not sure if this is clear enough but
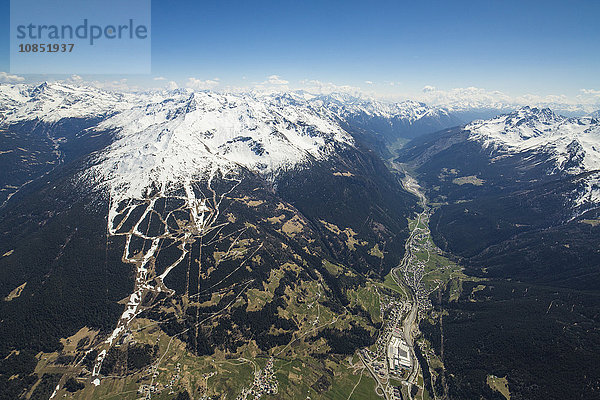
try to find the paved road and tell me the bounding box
[392,163,429,398]
[361,162,429,400]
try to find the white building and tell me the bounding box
[388,335,411,370]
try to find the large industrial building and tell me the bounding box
[388,334,411,370]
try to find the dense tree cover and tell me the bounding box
[30,373,62,400]
[0,183,132,356]
[316,324,375,355]
[425,280,600,400]
[0,350,37,400]
[278,144,417,278]
[82,349,98,371]
[464,219,600,290]
[413,343,434,396]
[0,119,112,207]
[0,127,57,205]
[420,320,441,355]
[64,377,85,392]
[175,391,191,400]
[0,123,132,397]
[100,343,158,375]
[231,294,298,351]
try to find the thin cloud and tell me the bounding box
[265,75,289,85]
[186,77,220,90]
[580,88,600,96]
[86,78,139,92]
[298,79,361,95]
[0,71,25,83]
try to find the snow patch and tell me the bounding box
[87,90,353,203]
[466,107,600,206]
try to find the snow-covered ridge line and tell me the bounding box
[309,92,452,123]
[0,81,459,200]
[466,106,600,173]
[0,82,136,124]
[0,82,453,126]
[86,90,354,202]
[465,106,600,207]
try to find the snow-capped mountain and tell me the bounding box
[465,107,600,206]
[0,82,138,124]
[467,107,600,174]
[2,84,595,196]
[88,90,353,202]
[312,93,451,122]
[0,83,355,188]
[465,106,600,206]
[0,83,465,195]
[309,93,462,141]
[399,106,600,217]
[0,82,459,131]
[419,88,599,121]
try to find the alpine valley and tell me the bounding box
[0,83,599,400]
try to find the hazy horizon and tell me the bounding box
[1,0,599,111]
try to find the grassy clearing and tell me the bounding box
[452,175,485,186]
[368,244,384,258]
[487,375,511,399]
[272,356,378,399]
[580,219,600,227]
[348,283,382,323]
[4,281,26,301]
[381,272,407,299]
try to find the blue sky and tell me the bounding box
[0,0,599,104]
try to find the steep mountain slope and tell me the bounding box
[3,83,598,399]
[0,83,417,399]
[401,107,600,223]
[398,107,600,399]
[0,82,139,206]
[588,109,600,118]
[0,82,135,124]
[311,93,462,156]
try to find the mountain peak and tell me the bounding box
[87,90,354,202]
[31,81,49,94]
[466,107,600,177]
[506,106,563,126]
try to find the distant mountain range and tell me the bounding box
[399,105,600,284]
[588,109,600,118]
[0,82,466,167]
[466,106,600,207]
[1,83,599,400]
